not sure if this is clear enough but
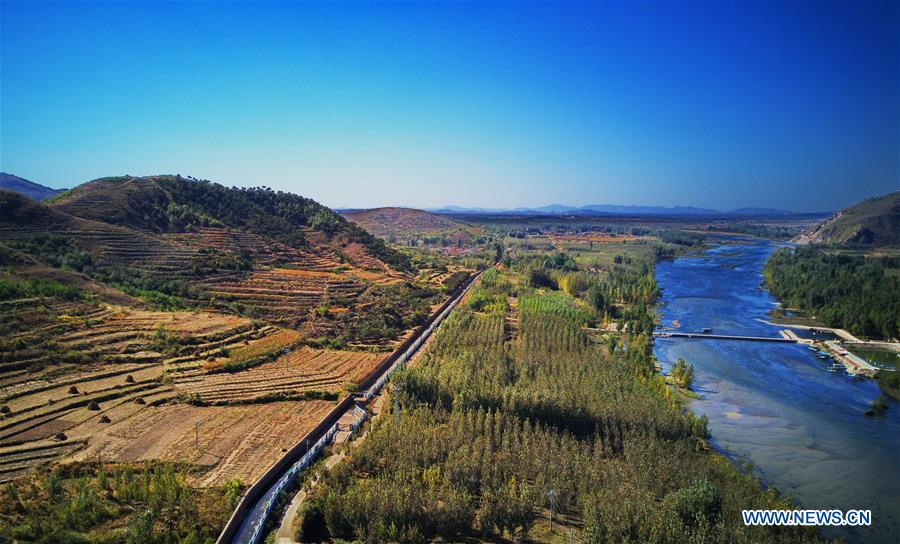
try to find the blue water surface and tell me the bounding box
[653,237,900,543]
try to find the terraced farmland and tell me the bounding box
[202,268,366,321]
[165,226,346,270]
[0,285,311,481]
[174,346,386,403]
[68,400,336,487]
[0,277,398,486]
[0,178,449,497]
[549,232,647,245]
[0,440,82,483]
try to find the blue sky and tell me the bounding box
[1,1,897,212]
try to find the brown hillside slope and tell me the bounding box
[342,206,466,238]
[1,179,437,345]
[794,191,900,247]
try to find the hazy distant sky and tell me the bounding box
[1,1,897,211]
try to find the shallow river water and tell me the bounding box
[652,237,900,543]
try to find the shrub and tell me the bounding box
[297,501,330,542]
[662,480,722,527]
[867,395,888,416]
[671,358,695,389]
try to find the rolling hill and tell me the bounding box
[0,172,63,201]
[50,175,407,267]
[342,206,466,238]
[0,175,463,492]
[794,191,900,247]
[1,175,439,347]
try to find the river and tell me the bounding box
[652,236,900,543]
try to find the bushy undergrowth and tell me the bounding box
[0,463,242,544]
[0,276,84,302]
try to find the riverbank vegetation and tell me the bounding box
[764,247,900,340]
[671,358,696,389]
[300,262,819,543]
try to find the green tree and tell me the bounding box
[671,358,695,389]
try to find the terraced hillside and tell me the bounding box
[174,346,385,404]
[50,175,406,271]
[0,268,404,486]
[2,177,439,343]
[342,206,490,256]
[0,176,462,489]
[0,270,294,478]
[342,206,467,238]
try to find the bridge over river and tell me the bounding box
[652,332,880,377]
[653,331,800,343]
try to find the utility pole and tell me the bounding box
[547,489,557,533]
[394,383,402,426]
[194,418,201,452]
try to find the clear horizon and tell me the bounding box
[2,1,898,212]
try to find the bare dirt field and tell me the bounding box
[67,400,335,487]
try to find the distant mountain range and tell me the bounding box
[3,171,824,219]
[426,204,816,217]
[0,172,64,201]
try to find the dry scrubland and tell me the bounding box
[342,207,495,257]
[342,207,468,238]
